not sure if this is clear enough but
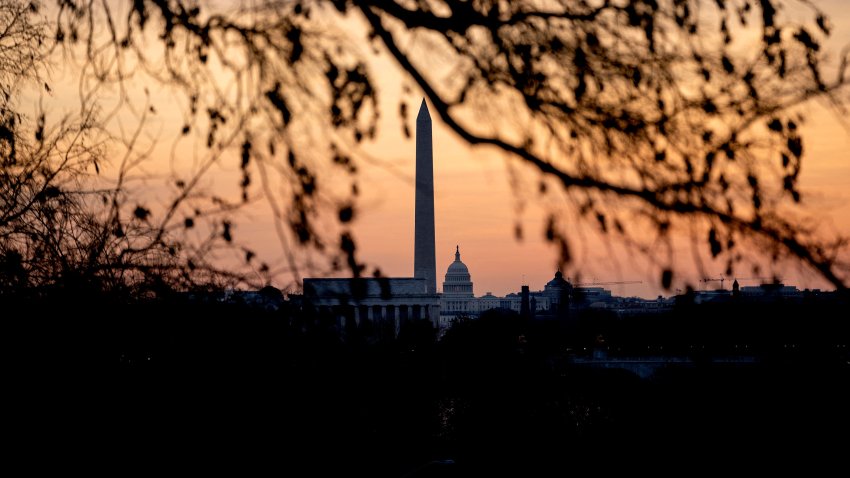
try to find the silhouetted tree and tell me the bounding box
[44,1,850,289]
[0,1,258,299]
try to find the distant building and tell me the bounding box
[302,278,440,333]
[436,253,681,321]
[542,270,572,311]
[683,282,804,305]
[739,283,802,300]
[437,246,484,322]
[438,253,563,323]
[442,246,473,297]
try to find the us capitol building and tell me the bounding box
[440,245,571,324]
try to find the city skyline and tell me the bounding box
[14,1,850,298]
[6,3,850,473]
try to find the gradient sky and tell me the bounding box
[332,1,850,298]
[31,1,850,298]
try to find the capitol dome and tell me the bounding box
[543,270,573,308]
[442,246,474,297]
[545,270,570,289]
[447,258,470,275]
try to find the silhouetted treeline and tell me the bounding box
[6,294,850,474]
[554,296,850,360]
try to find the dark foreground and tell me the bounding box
[6,297,850,475]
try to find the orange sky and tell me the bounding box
[29,1,850,298]
[333,1,850,298]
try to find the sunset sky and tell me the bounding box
[32,0,850,298]
[329,0,850,298]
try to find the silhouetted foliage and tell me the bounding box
[46,0,850,289]
[10,295,848,474]
[0,1,257,299]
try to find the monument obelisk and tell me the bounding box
[414,99,437,294]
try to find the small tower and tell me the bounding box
[520,285,531,319]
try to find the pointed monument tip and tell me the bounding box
[417,98,430,120]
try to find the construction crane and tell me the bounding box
[733,277,781,285]
[701,275,782,290]
[574,280,642,287]
[700,275,727,290]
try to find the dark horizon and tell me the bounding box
[6,287,849,474]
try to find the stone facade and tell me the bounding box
[303,278,440,332]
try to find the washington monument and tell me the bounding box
[414,99,437,294]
